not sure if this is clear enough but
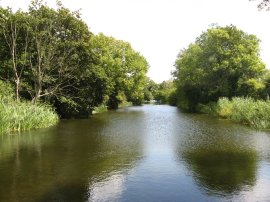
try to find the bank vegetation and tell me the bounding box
[172,25,270,129]
[0,1,148,134]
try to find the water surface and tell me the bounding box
[1,105,270,201]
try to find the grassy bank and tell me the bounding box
[199,97,270,129]
[0,100,58,134]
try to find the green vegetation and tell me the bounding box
[0,1,149,133]
[217,97,270,129]
[198,97,270,129]
[0,100,58,134]
[173,25,265,112]
[144,79,177,105]
[0,80,58,134]
[172,25,270,129]
[90,33,148,109]
[155,80,176,104]
[93,104,108,114]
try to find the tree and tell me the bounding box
[0,1,108,118]
[0,8,30,101]
[144,78,158,101]
[25,2,92,103]
[155,80,176,104]
[0,1,149,118]
[173,25,265,111]
[90,33,148,109]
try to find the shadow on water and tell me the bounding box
[0,111,144,202]
[183,148,257,195]
[175,113,259,197]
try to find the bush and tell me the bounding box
[93,103,108,114]
[216,97,270,129]
[197,102,218,115]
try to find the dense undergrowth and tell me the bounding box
[0,99,58,134]
[199,97,270,129]
[0,81,58,134]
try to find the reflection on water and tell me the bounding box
[0,105,270,201]
[176,115,259,196]
[89,174,125,201]
[183,149,257,195]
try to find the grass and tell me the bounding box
[118,101,132,108]
[0,99,59,134]
[211,97,270,129]
[93,103,108,114]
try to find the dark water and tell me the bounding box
[1,105,270,202]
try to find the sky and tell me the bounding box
[1,0,270,83]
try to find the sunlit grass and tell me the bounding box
[217,97,270,129]
[0,99,58,134]
[93,103,108,114]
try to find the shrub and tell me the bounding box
[217,97,270,129]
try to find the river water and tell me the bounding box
[0,105,270,202]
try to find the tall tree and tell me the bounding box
[90,33,148,109]
[0,8,30,101]
[25,1,92,103]
[173,25,265,111]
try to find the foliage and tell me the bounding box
[0,1,149,119]
[93,103,108,114]
[237,78,265,99]
[155,80,176,104]
[216,97,270,129]
[144,78,159,101]
[0,80,14,101]
[0,80,58,134]
[0,8,30,101]
[90,33,148,109]
[173,25,265,111]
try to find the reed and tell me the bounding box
[0,99,58,134]
[217,97,270,129]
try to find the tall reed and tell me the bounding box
[0,99,58,134]
[217,97,270,129]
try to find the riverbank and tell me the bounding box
[198,97,270,129]
[0,100,58,134]
[93,101,133,114]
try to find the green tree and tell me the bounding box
[144,78,158,101]
[0,8,30,101]
[155,80,176,104]
[173,25,265,111]
[90,33,148,109]
[0,1,107,118]
[0,1,149,118]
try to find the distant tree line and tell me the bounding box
[0,0,148,118]
[143,79,177,105]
